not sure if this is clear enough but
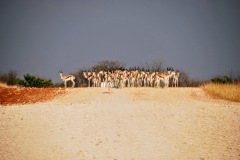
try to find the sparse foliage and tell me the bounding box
[144,60,164,72]
[178,71,190,87]
[0,70,19,86]
[92,60,126,72]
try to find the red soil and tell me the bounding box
[0,87,65,106]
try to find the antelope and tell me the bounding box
[83,71,92,87]
[99,70,107,88]
[145,71,151,87]
[59,70,75,88]
[152,72,160,88]
[167,67,180,87]
[81,67,179,88]
[159,72,170,88]
[91,71,98,87]
[106,72,114,91]
[172,71,180,87]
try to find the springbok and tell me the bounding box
[59,70,75,88]
[99,70,107,88]
[167,67,180,87]
[158,72,170,88]
[172,71,180,87]
[83,71,92,87]
[106,72,114,92]
[80,67,179,88]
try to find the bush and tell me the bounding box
[211,75,232,84]
[19,74,53,88]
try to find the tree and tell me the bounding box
[18,74,53,88]
[144,60,164,72]
[0,70,19,85]
[178,71,190,87]
[92,60,126,72]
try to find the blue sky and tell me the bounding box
[1,0,240,82]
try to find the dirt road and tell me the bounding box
[0,88,239,160]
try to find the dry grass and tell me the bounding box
[0,82,8,88]
[202,83,240,102]
[0,82,18,88]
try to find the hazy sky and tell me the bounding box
[1,0,240,82]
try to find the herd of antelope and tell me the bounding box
[80,67,180,89]
[59,67,180,88]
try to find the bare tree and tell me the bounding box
[178,71,190,87]
[144,60,165,72]
[92,60,126,71]
[0,70,19,85]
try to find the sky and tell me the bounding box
[1,0,240,83]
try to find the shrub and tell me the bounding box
[211,75,232,84]
[19,74,53,88]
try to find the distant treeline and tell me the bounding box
[1,60,239,88]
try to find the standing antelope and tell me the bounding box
[83,71,92,87]
[159,73,170,88]
[59,70,75,88]
[172,71,180,87]
[167,67,180,87]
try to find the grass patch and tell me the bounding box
[201,83,240,102]
[0,82,18,88]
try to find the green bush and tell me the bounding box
[211,75,232,84]
[19,74,53,88]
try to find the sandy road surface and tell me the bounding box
[0,88,240,160]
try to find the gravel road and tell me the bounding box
[0,88,239,160]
